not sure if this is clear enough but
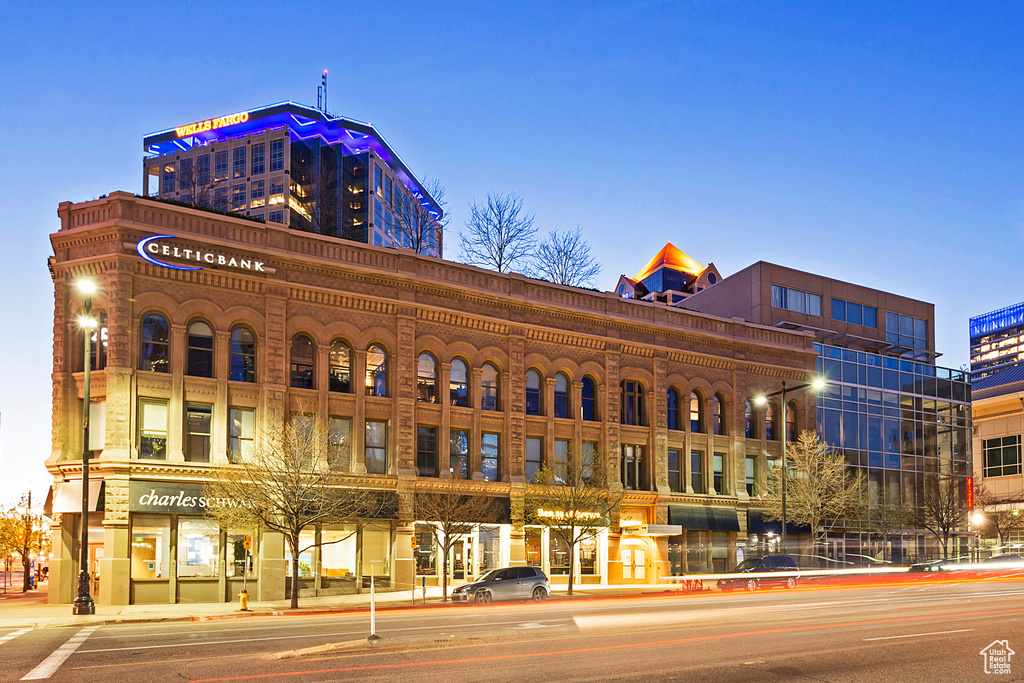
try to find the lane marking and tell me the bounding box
[78,618,571,654]
[1,628,32,645]
[21,626,99,680]
[863,629,974,641]
[190,606,1024,681]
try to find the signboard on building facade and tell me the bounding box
[129,481,246,514]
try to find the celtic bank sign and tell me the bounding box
[137,234,266,273]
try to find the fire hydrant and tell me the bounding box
[238,590,249,611]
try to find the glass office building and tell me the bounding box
[816,343,972,562]
[970,301,1024,381]
[142,101,444,256]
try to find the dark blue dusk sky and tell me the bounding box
[1,2,1021,499]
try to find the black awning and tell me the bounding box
[746,509,811,535]
[668,505,740,532]
[708,507,740,532]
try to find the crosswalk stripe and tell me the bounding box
[21,626,99,680]
[0,628,32,645]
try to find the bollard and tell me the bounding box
[238,589,249,611]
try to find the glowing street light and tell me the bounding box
[72,279,97,616]
[754,377,827,554]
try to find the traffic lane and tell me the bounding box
[62,579,1024,660]
[171,603,1024,682]
[58,590,1024,682]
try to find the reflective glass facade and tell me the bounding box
[816,343,971,524]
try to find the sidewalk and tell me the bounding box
[0,580,689,630]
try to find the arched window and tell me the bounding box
[229,326,256,382]
[290,334,315,389]
[690,392,703,433]
[481,362,499,411]
[417,352,437,403]
[366,345,387,397]
[139,313,170,373]
[620,380,645,426]
[786,402,797,441]
[765,403,776,441]
[525,369,542,415]
[581,376,596,421]
[450,358,469,406]
[745,400,754,439]
[712,394,723,435]
[186,321,214,377]
[553,373,570,418]
[328,339,351,392]
[667,389,680,430]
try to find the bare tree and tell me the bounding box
[203,415,389,609]
[531,226,602,288]
[974,483,1024,552]
[459,192,536,273]
[394,195,442,255]
[863,491,914,563]
[919,474,967,560]
[176,156,223,210]
[413,481,504,602]
[762,431,866,558]
[524,444,624,596]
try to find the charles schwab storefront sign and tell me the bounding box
[129,481,245,514]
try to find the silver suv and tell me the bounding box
[451,566,550,604]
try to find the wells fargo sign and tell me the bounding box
[175,111,250,137]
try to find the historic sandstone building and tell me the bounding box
[47,192,816,605]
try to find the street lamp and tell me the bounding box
[755,377,826,555]
[72,279,97,615]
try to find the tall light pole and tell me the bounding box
[72,279,97,615]
[755,377,826,555]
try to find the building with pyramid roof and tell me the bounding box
[615,243,721,305]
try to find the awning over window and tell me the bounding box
[746,509,811,535]
[45,481,105,516]
[668,505,740,532]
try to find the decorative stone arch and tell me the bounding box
[177,296,229,329]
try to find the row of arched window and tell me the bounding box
[136,314,800,436]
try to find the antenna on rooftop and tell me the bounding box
[317,69,328,114]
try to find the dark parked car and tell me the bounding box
[717,555,800,591]
[451,566,550,604]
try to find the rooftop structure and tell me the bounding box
[615,243,721,305]
[143,101,443,256]
[970,301,1024,381]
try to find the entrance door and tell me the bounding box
[452,541,465,580]
[621,547,646,584]
[824,539,845,569]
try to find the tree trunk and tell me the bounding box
[441,542,448,602]
[567,540,575,597]
[22,552,31,592]
[289,533,301,609]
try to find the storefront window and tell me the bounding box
[285,531,315,577]
[711,531,730,573]
[226,529,255,578]
[321,526,357,578]
[579,534,597,575]
[480,525,501,571]
[177,518,220,577]
[668,535,684,575]
[415,523,437,575]
[362,522,391,578]
[525,527,542,567]
[549,533,571,575]
[130,514,170,579]
[686,531,708,573]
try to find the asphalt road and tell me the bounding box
[3,577,1024,682]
